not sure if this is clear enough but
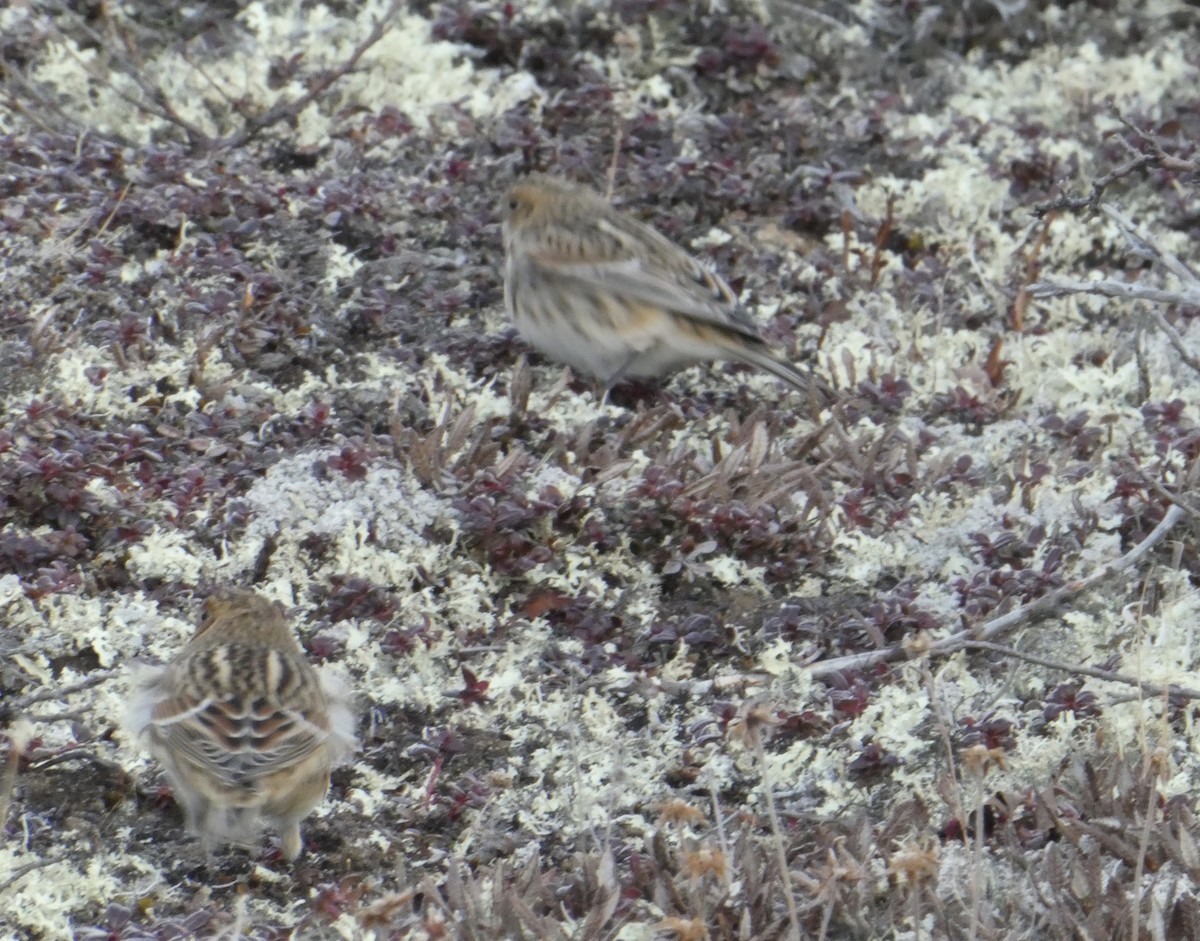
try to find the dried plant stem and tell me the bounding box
[7,670,116,710]
[817,891,835,941]
[225,0,405,149]
[1135,470,1200,521]
[751,732,802,941]
[0,852,69,894]
[0,720,31,832]
[1027,275,1198,307]
[955,641,1200,701]
[1033,114,1200,217]
[1032,152,1163,217]
[809,503,1185,679]
[1030,204,1200,374]
[604,114,623,201]
[967,774,987,941]
[26,0,404,151]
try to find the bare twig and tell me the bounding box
[25,711,93,725]
[26,747,127,777]
[1117,116,1200,175]
[1030,203,1200,378]
[955,640,1200,701]
[0,853,70,894]
[93,182,132,241]
[1026,276,1200,308]
[765,0,864,33]
[1132,466,1200,520]
[604,115,623,202]
[40,8,212,148]
[1032,113,1199,218]
[17,0,404,151]
[0,70,89,137]
[0,718,33,830]
[637,672,771,698]
[1147,308,1200,377]
[1101,204,1200,286]
[6,671,116,710]
[1032,152,1161,217]
[732,710,802,941]
[808,504,1186,678]
[223,0,405,149]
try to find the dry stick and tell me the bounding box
[1102,212,1200,378]
[1,70,89,137]
[1032,110,1200,218]
[0,852,69,894]
[1101,204,1200,285]
[1132,771,1157,941]
[1032,152,1161,217]
[179,49,249,118]
[224,0,406,149]
[1129,571,1168,941]
[604,115,623,202]
[93,182,132,241]
[750,728,802,941]
[40,10,212,147]
[1135,466,1200,521]
[968,764,989,941]
[808,504,1186,679]
[1030,203,1200,307]
[36,0,403,151]
[956,640,1200,701]
[1117,115,1200,172]
[6,671,116,711]
[24,711,93,725]
[766,0,863,32]
[0,720,31,831]
[1027,276,1200,307]
[1148,309,1200,378]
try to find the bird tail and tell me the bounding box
[727,342,836,406]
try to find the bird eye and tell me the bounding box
[508,198,519,211]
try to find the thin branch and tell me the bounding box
[1137,472,1200,520]
[26,711,93,725]
[1147,308,1200,377]
[41,9,212,148]
[604,114,623,202]
[0,70,89,138]
[1032,152,1161,217]
[0,719,32,830]
[1102,203,1200,286]
[952,504,1184,647]
[5,671,116,711]
[765,0,864,33]
[222,0,405,149]
[808,504,1186,678]
[1030,202,1200,380]
[16,0,403,152]
[1032,112,1200,218]
[1117,116,1200,175]
[0,853,70,894]
[93,181,132,241]
[956,640,1200,701]
[1026,275,1200,308]
[26,747,128,777]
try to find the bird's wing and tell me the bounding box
[526,217,765,341]
[147,648,331,787]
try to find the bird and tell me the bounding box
[502,174,830,402]
[126,588,358,862]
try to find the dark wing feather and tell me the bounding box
[525,211,765,341]
[151,646,329,788]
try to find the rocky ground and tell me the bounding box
[2,0,1200,938]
